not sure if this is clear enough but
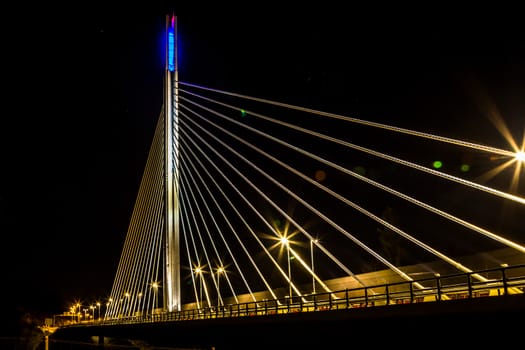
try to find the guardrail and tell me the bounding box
[72,264,525,326]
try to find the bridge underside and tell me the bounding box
[52,293,525,349]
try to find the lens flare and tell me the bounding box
[516,151,525,162]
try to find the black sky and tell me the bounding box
[2,3,524,322]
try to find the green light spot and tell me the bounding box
[240,109,247,117]
[460,164,470,172]
[433,161,443,169]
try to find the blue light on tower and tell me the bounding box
[167,15,175,72]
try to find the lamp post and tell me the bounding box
[96,302,100,321]
[152,282,159,312]
[106,298,112,320]
[119,298,123,318]
[76,303,81,323]
[280,237,292,299]
[124,292,130,317]
[216,266,224,307]
[310,239,318,294]
[137,292,143,316]
[195,267,203,309]
[69,306,75,322]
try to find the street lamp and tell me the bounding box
[124,292,130,317]
[96,302,100,321]
[137,292,143,316]
[216,266,224,307]
[280,236,292,299]
[515,150,525,162]
[152,282,159,311]
[76,303,81,323]
[106,298,112,320]
[310,238,318,294]
[119,298,124,318]
[195,267,203,309]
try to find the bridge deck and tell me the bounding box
[51,293,525,349]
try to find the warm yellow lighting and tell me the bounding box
[516,151,525,162]
[467,82,524,192]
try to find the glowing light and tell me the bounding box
[516,151,525,162]
[314,169,326,181]
[432,160,443,169]
[477,136,525,193]
[460,164,470,172]
[167,16,176,72]
[466,82,524,192]
[240,109,247,117]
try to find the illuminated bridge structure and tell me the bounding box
[51,14,525,349]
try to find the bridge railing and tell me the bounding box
[90,264,525,326]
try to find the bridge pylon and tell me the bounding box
[164,13,181,312]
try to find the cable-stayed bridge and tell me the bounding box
[101,76,525,316]
[50,14,525,349]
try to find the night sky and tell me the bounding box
[2,2,524,326]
